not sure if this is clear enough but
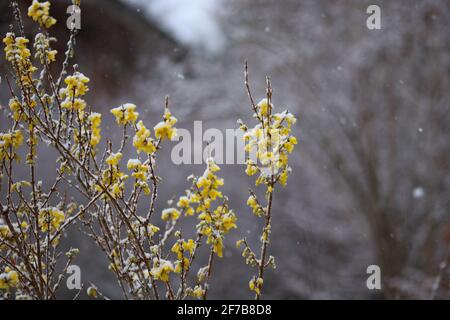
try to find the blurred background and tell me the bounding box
[1,0,449,299]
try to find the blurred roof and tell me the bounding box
[0,0,187,100]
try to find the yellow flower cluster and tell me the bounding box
[34,33,57,64]
[246,195,264,217]
[0,130,24,150]
[176,196,194,216]
[96,152,128,198]
[61,98,86,112]
[106,152,123,166]
[3,33,31,63]
[188,159,237,258]
[208,205,237,234]
[241,99,298,187]
[11,180,32,192]
[154,108,177,141]
[192,285,204,299]
[202,208,236,258]
[171,239,195,272]
[108,249,122,272]
[60,72,90,119]
[127,159,150,195]
[238,97,298,297]
[0,130,24,161]
[9,98,24,122]
[0,221,29,250]
[88,112,102,147]
[61,72,90,99]
[3,33,37,85]
[131,217,159,239]
[196,159,224,206]
[111,103,139,126]
[109,105,178,157]
[161,208,181,221]
[249,277,264,295]
[0,224,12,241]
[162,159,235,264]
[245,159,258,176]
[236,240,258,267]
[27,0,56,29]
[0,267,19,291]
[150,259,174,282]
[38,207,65,233]
[133,120,157,154]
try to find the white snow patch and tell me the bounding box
[122,0,225,53]
[413,187,424,199]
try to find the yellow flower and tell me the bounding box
[161,208,180,221]
[177,196,194,216]
[247,195,257,207]
[171,240,194,271]
[257,98,270,117]
[154,109,177,140]
[111,103,139,126]
[0,130,24,151]
[249,277,264,295]
[127,159,141,170]
[221,214,237,233]
[3,33,36,89]
[63,72,90,98]
[88,113,102,147]
[97,157,128,199]
[279,169,289,187]
[106,152,123,166]
[0,267,19,290]
[133,121,156,154]
[196,158,224,200]
[236,239,245,249]
[211,237,223,258]
[87,286,98,298]
[7,269,19,285]
[150,260,174,282]
[38,207,65,233]
[9,98,23,121]
[192,285,204,299]
[61,98,87,112]
[174,258,190,273]
[284,136,298,153]
[3,33,31,63]
[132,171,146,181]
[28,0,57,28]
[243,98,298,190]
[0,225,12,240]
[34,33,57,64]
[177,196,190,208]
[127,159,149,191]
[247,195,263,217]
[47,49,57,62]
[245,160,258,176]
[182,239,195,254]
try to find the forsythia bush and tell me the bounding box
[0,1,297,300]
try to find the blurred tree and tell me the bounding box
[0,0,186,105]
[221,0,450,299]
